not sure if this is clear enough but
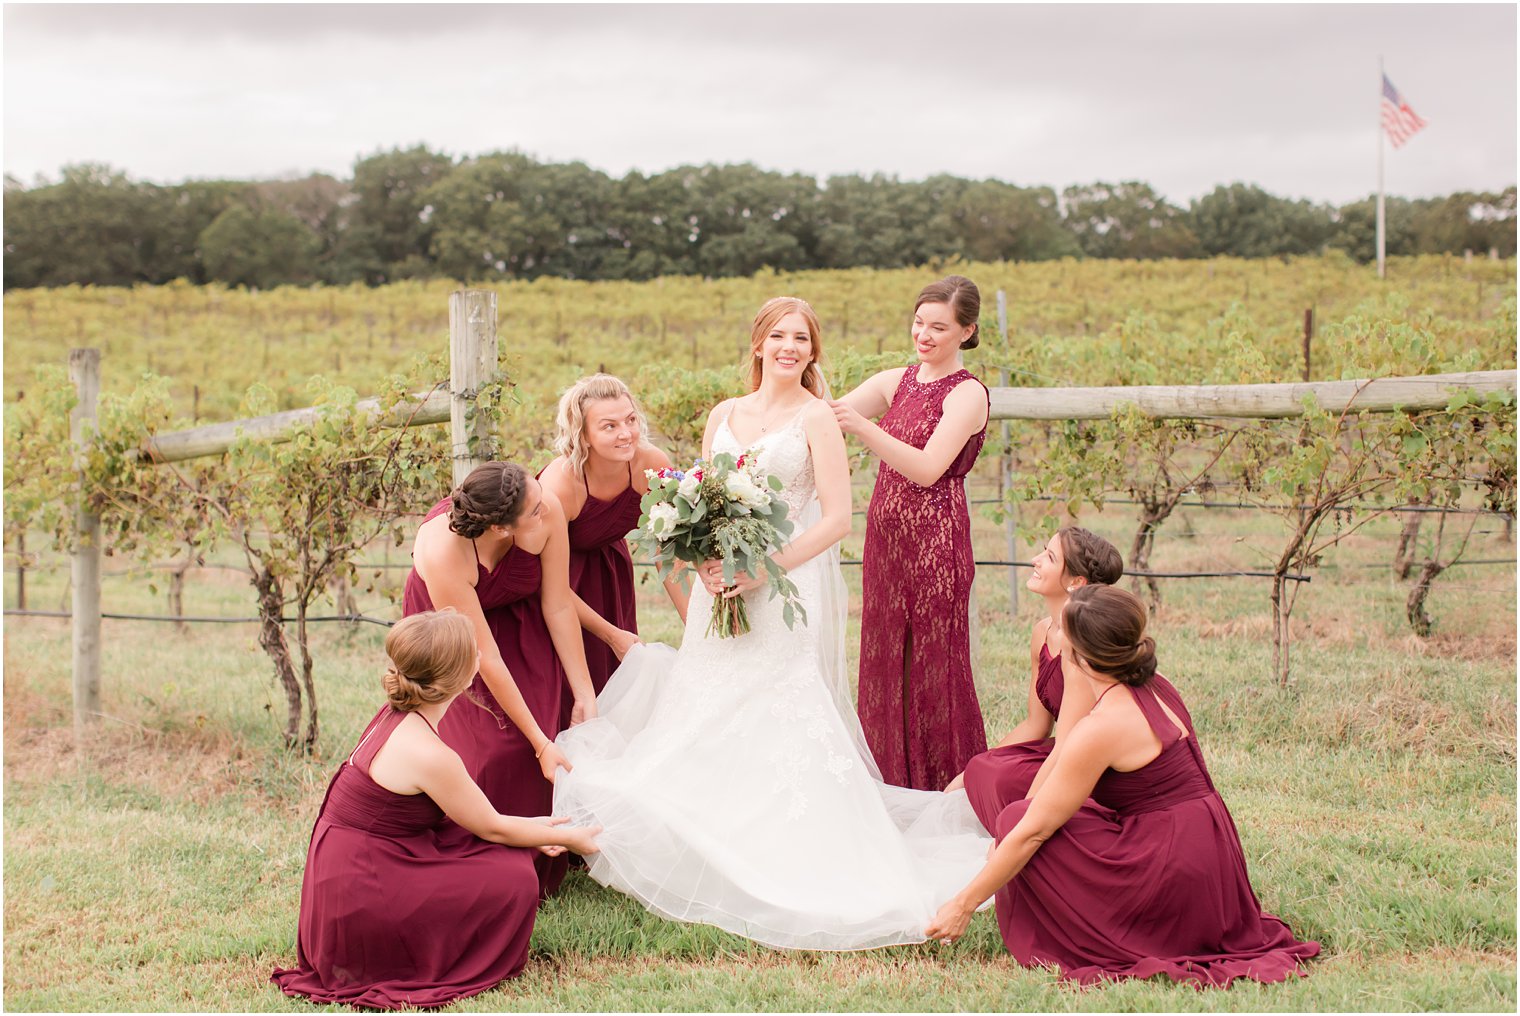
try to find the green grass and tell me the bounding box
[4,496,1515,1011]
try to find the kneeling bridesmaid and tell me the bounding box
[950,527,1122,829]
[271,610,600,1010]
[926,586,1318,988]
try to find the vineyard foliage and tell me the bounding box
[3,254,1514,732]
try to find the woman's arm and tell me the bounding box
[1023,626,1097,800]
[571,588,641,659]
[662,562,691,624]
[833,368,905,420]
[700,399,732,463]
[538,458,639,657]
[537,490,598,724]
[416,537,570,782]
[833,378,989,487]
[924,720,1119,942]
[634,443,689,622]
[411,739,601,855]
[998,617,1058,747]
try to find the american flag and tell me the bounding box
[1381,74,1428,148]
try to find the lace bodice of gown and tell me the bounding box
[713,404,816,518]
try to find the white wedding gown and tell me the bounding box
[552,408,992,950]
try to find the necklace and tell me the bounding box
[754,398,807,433]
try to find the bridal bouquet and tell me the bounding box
[633,451,806,638]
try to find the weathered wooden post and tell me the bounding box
[69,348,102,739]
[997,290,1017,615]
[449,290,500,486]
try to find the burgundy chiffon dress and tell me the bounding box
[963,642,1065,832]
[565,465,642,699]
[858,366,990,790]
[990,675,1320,987]
[403,497,569,899]
[270,706,539,1010]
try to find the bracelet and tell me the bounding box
[534,740,550,760]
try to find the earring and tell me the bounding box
[1066,586,1076,593]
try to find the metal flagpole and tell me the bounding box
[1376,55,1386,280]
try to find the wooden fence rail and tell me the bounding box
[63,283,1516,744]
[138,371,1517,465]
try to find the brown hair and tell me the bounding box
[914,275,982,350]
[1062,585,1157,687]
[449,461,529,539]
[381,609,477,711]
[1057,526,1124,586]
[746,296,827,398]
[553,373,649,478]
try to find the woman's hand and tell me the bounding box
[537,741,573,783]
[697,559,726,596]
[722,570,765,599]
[607,627,642,660]
[924,896,978,944]
[531,816,570,855]
[558,823,602,856]
[827,399,869,437]
[570,693,598,726]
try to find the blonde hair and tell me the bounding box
[382,609,477,711]
[746,297,827,398]
[553,374,649,478]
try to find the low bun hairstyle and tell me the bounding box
[1057,526,1125,586]
[449,461,530,539]
[382,609,477,711]
[915,275,982,351]
[1062,585,1157,687]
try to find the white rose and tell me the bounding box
[647,502,679,537]
[677,474,702,504]
[725,472,769,510]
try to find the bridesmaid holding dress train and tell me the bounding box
[925,586,1319,988]
[830,275,991,790]
[270,610,598,1010]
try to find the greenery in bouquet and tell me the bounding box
[632,451,806,638]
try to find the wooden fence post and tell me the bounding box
[997,290,1017,615]
[15,531,26,612]
[69,348,102,740]
[449,290,500,486]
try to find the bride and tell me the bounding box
[552,296,991,950]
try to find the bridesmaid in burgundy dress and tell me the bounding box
[271,610,599,1010]
[403,461,596,898]
[831,275,991,790]
[538,374,685,702]
[926,586,1320,987]
[949,527,1123,831]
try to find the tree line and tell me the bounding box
[4,146,1514,290]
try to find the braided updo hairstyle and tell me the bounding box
[381,609,477,711]
[449,461,530,539]
[1061,585,1157,687]
[1056,526,1124,586]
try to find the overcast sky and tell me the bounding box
[3,3,1515,205]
